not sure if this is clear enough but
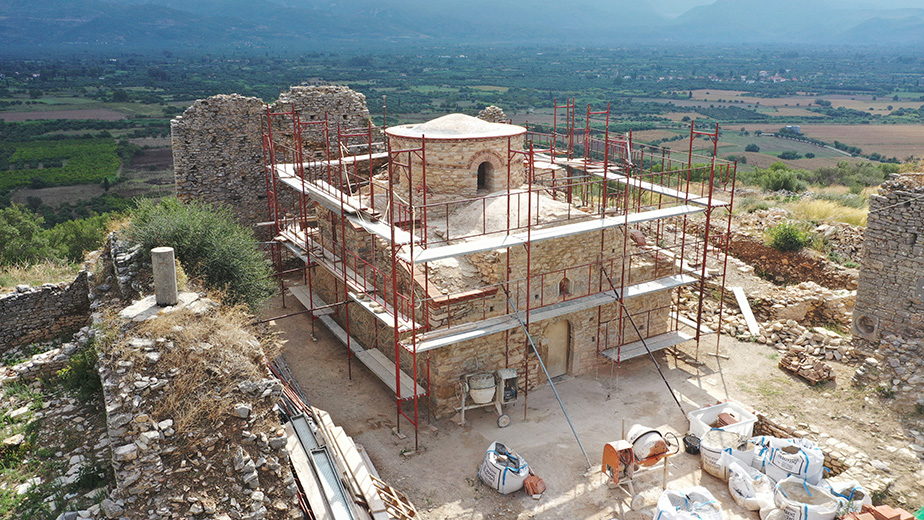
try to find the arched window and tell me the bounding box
[477,161,493,190]
[558,276,573,297]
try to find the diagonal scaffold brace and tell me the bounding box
[503,287,593,471]
[601,265,686,417]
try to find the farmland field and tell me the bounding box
[0,138,120,191]
[746,124,924,159]
[0,109,127,121]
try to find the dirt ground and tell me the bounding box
[264,272,924,519]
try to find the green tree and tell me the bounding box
[0,204,51,265]
[745,144,760,153]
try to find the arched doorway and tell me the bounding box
[477,161,493,190]
[542,320,571,378]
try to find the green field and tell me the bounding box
[0,139,120,191]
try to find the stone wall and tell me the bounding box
[851,174,924,411]
[172,94,269,231]
[0,271,90,351]
[853,174,924,342]
[172,86,373,235]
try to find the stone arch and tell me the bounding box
[467,150,504,191]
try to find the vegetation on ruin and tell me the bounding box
[766,222,812,252]
[127,198,275,309]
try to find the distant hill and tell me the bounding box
[1,0,922,51]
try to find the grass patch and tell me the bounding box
[784,199,868,227]
[0,260,79,292]
[57,344,101,402]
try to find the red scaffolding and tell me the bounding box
[262,103,737,448]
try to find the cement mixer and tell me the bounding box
[602,422,680,510]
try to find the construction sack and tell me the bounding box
[750,436,825,485]
[770,476,839,520]
[654,486,723,520]
[825,480,872,516]
[717,451,774,511]
[700,429,749,481]
[478,441,530,495]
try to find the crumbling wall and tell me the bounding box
[172,86,373,235]
[0,271,90,351]
[851,174,924,409]
[172,94,269,231]
[853,174,924,343]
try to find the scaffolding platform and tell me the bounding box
[291,291,426,399]
[599,330,695,362]
[413,273,698,353]
[400,205,705,264]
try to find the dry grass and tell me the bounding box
[783,199,868,227]
[0,260,79,292]
[105,302,281,436]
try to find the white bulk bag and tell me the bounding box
[717,452,774,511]
[772,476,839,520]
[750,437,825,485]
[654,486,723,520]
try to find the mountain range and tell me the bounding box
[1,0,923,51]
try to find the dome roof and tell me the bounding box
[386,113,525,140]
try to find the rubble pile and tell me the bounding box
[750,281,855,327]
[97,296,301,520]
[778,350,836,385]
[813,222,864,264]
[757,321,860,362]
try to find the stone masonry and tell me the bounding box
[172,86,372,235]
[852,173,924,410]
[0,271,90,351]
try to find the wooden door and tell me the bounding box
[543,320,571,378]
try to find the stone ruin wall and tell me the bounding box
[172,86,373,237]
[0,271,90,352]
[852,173,924,409]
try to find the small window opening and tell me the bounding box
[477,161,493,190]
[559,277,573,297]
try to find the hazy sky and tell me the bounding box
[651,0,924,17]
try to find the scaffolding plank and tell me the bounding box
[599,331,695,363]
[400,205,704,264]
[295,235,420,332]
[354,349,426,399]
[732,286,761,336]
[289,285,334,316]
[597,170,729,208]
[304,295,425,398]
[415,274,698,352]
[285,422,333,520]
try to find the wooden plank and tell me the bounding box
[286,422,333,520]
[326,425,390,520]
[600,331,694,362]
[400,205,705,264]
[672,312,715,335]
[732,286,761,336]
[289,286,334,316]
[354,349,426,398]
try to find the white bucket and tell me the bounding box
[469,373,496,404]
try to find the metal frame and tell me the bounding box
[262,101,737,448]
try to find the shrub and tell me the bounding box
[767,222,811,252]
[127,198,275,309]
[57,344,101,401]
[760,168,807,192]
[745,143,760,152]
